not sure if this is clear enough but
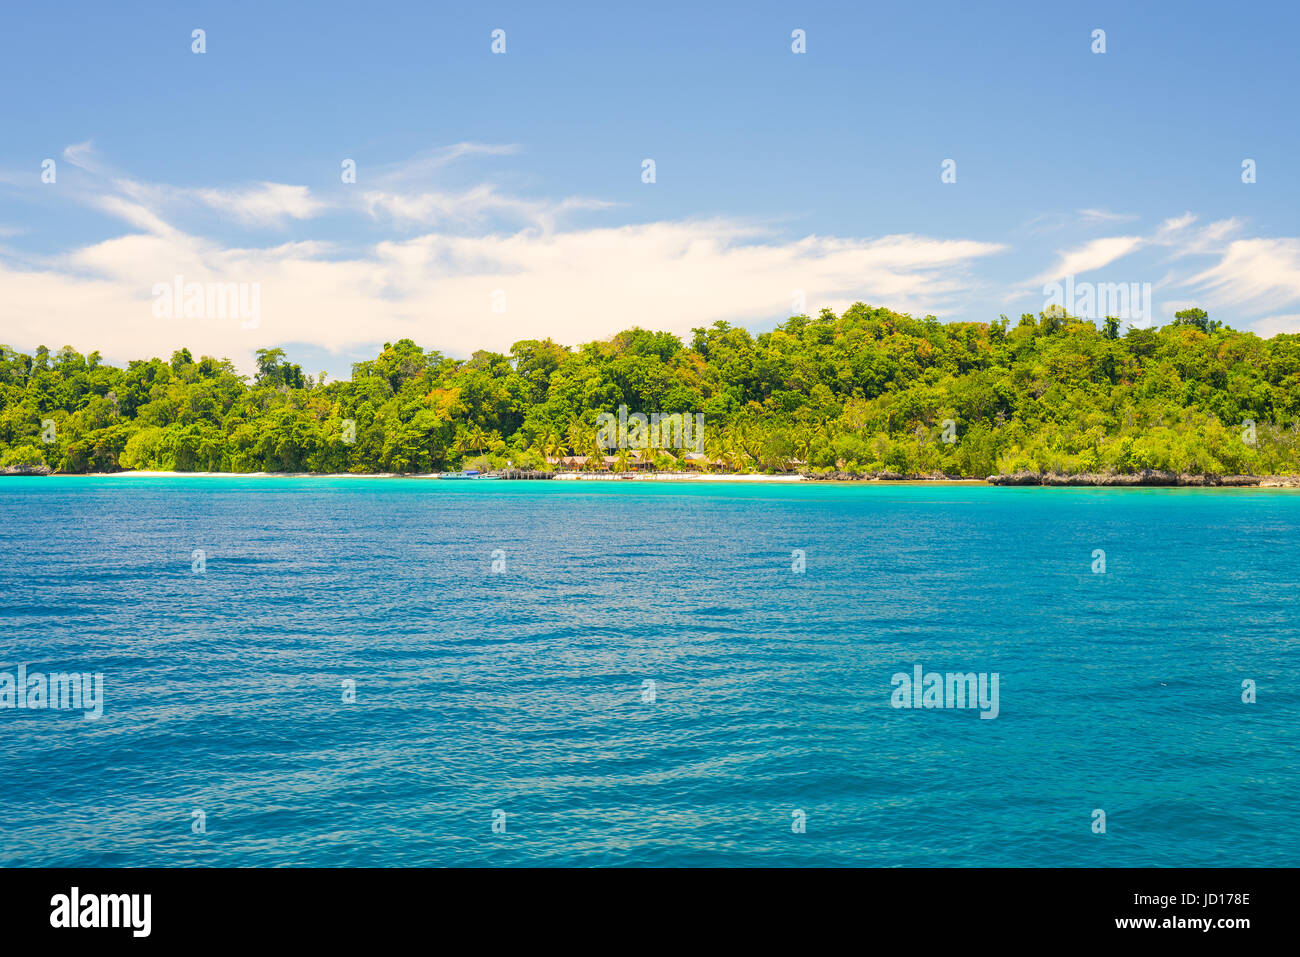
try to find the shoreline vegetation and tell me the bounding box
[3,303,1299,483]
[3,464,1300,487]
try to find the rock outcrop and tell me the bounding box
[985,471,1300,487]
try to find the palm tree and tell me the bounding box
[557,424,595,469]
[792,428,812,467]
[727,431,753,472]
[705,429,731,472]
[565,421,587,463]
[456,424,488,458]
[533,429,564,468]
[544,429,567,466]
[527,430,548,463]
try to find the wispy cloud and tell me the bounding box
[1077,208,1138,225]
[361,186,611,233]
[1029,236,1145,284]
[1253,314,1300,336]
[62,139,103,173]
[191,182,326,226]
[0,145,1005,372]
[1190,239,1300,314]
[0,222,1005,372]
[1153,214,1243,257]
[7,142,1300,370]
[82,193,178,238]
[368,142,521,187]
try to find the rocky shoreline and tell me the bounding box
[983,470,1300,488]
[796,468,1300,486]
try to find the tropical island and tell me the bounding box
[2,303,1298,483]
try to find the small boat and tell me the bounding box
[438,470,498,480]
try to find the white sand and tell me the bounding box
[95,470,806,482]
[552,471,805,482]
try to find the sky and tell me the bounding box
[2,0,1298,379]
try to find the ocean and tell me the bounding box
[1,477,1296,866]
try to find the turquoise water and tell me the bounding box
[0,477,1296,866]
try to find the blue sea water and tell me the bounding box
[0,476,1296,867]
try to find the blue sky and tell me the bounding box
[2,0,1298,378]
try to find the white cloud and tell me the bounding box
[192,182,326,226]
[1190,239,1300,314]
[1077,208,1138,225]
[1029,235,1145,284]
[369,143,521,186]
[0,145,1012,372]
[10,143,1300,374]
[1155,212,1198,236]
[0,213,1003,373]
[62,140,102,173]
[1153,214,1242,256]
[82,194,178,238]
[1252,314,1300,336]
[361,186,611,232]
